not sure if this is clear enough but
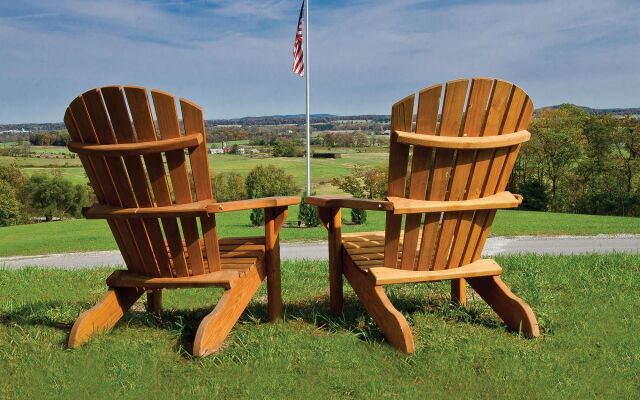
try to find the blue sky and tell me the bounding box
[0,0,638,123]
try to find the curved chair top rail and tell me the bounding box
[64,85,218,278]
[68,132,203,156]
[392,129,530,150]
[382,77,535,272]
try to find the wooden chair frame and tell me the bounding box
[64,86,299,356]
[307,78,540,353]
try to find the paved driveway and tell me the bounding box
[0,235,638,269]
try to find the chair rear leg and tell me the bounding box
[451,278,467,305]
[192,267,263,357]
[467,275,540,337]
[69,287,144,348]
[146,289,162,316]
[344,261,415,353]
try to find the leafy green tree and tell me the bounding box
[572,114,640,215]
[298,193,320,227]
[245,165,298,226]
[528,105,587,211]
[272,138,301,157]
[69,183,90,218]
[212,172,247,202]
[613,116,640,202]
[22,174,85,221]
[519,180,548,211]
[350,208,367,224]
[0,181,22,226]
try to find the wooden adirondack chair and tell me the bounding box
[307,78,540,353]
[64,86,299,356]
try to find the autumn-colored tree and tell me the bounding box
[331,165,387,224]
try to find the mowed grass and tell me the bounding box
[0,156,87,185]
[1,254,638,398]
[1,208,639,257]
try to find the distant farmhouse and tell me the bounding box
[209,145,256,155]
[0,128,31,135]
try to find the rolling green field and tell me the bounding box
[0,208,638,257]
[0,150,388,191]
[1,145,639,258]
[1,254,638,398]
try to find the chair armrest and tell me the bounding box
[83,196,300,219]
[205,196,300,213]
[387,191,523,214]
[305,195,393,211]
[83,200,215,219]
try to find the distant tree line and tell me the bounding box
[28,131,70,146]
[204,114,390,127]
[510,105,640,216]
[318,131,389,148]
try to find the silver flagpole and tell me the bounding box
[304,0,311,195]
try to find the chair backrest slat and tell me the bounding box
[386,78,533,271]
[432,78,493,270]
[383,94,415,269]
[124,86,190,277]
[82,89,162,277]
[468,93,534,262]
[151,90,206,276]
[68,96,149,275]
[65,86,221,278]
[446,79,494,268]
[416,80,469,271]
[101,87,173,277]
[180,98,221,271]
[64,108,137,271]
[399,84,441,270]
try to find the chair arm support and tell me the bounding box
[387,191,523,214]
[82,196,300,219]
[305,195,393,211]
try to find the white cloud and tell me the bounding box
[0,0,638,122]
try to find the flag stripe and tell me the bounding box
[292,0,305,77]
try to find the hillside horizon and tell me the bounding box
[2,104,639,132]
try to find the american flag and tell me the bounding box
[292,0,305,76]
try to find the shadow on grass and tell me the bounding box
[274,290,510,345]
[0,287,529,357]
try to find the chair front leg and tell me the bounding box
[318,207,343,315]
[264,206,288,321]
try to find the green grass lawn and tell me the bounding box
[1,254,638,398]
[0,209,638,257]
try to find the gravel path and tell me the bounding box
[0,234,638,270]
